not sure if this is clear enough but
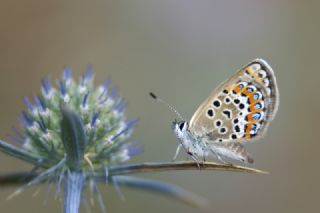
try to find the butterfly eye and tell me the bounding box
[179,122,185,131]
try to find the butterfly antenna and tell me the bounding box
[149,92,184,121]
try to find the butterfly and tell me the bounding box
[150,59,279,164]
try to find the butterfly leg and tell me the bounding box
[201,154,206,167]
[172,144,183,161]
[186,151,201,169]
[190,155,201,169]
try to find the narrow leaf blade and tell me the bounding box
[60,103,86,169]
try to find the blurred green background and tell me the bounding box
[0,0,318,212]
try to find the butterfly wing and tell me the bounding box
[189,59,279,143]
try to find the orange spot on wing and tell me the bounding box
[246,67,263,83]
[241,86,259,106]
[241,85,263,139]
[249,104,256,112]
[245,123,252,139]
[225,86,233,92]
[241,88,251,96]
[249,96,257,105]
[233,86,242,94]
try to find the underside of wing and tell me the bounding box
[189,59,279,143]
[209,142,254,164]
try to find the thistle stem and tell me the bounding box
[64,170,85,213]
[0,161,268,186]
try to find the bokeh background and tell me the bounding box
[0,0,318,212]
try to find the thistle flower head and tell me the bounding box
[15,66,141,171]
[0,65,266,213]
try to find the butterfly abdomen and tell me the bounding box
[210,142,254,164]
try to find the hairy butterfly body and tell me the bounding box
[152,59,279,164]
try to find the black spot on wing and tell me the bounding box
[207,109,214,117]
[235,125,240,132]
[231,134,237,139]
[222,110,231,119]
[213,100,221,108]
[233,118,239,124]
[234,99,240,104]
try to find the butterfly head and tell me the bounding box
[172,119,189,139]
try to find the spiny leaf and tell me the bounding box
[60,103,86,169]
